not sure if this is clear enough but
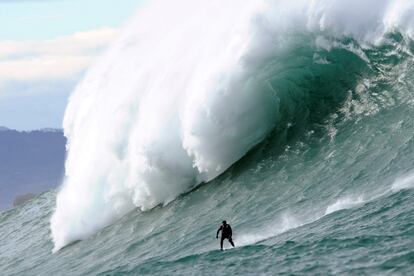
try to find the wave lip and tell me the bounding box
[51,0,414,251]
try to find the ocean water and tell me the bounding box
[1,0,414,275]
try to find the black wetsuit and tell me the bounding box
[216,224,235,250]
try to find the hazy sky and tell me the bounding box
[0,0,144,130]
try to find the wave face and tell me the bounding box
[50,0,414,251]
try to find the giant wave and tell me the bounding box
[51,0,414,251]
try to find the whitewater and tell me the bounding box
[1,0,414,274]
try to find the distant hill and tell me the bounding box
[0,127,66,210]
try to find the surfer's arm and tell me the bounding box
[229,225,233,237]
[216,226,222,238]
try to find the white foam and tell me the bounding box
[51,0,414,251]
[325,196,365,215]
[391,170,414,192]
[236,213,305,246]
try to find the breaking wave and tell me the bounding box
[51,0,414,251]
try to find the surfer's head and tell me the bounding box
[222,220,227,225]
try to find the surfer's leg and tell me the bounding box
[220,237,224,250]
[228,237,235,247]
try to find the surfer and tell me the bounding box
[216,220,235,250]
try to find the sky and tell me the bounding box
[0,0,144,130]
